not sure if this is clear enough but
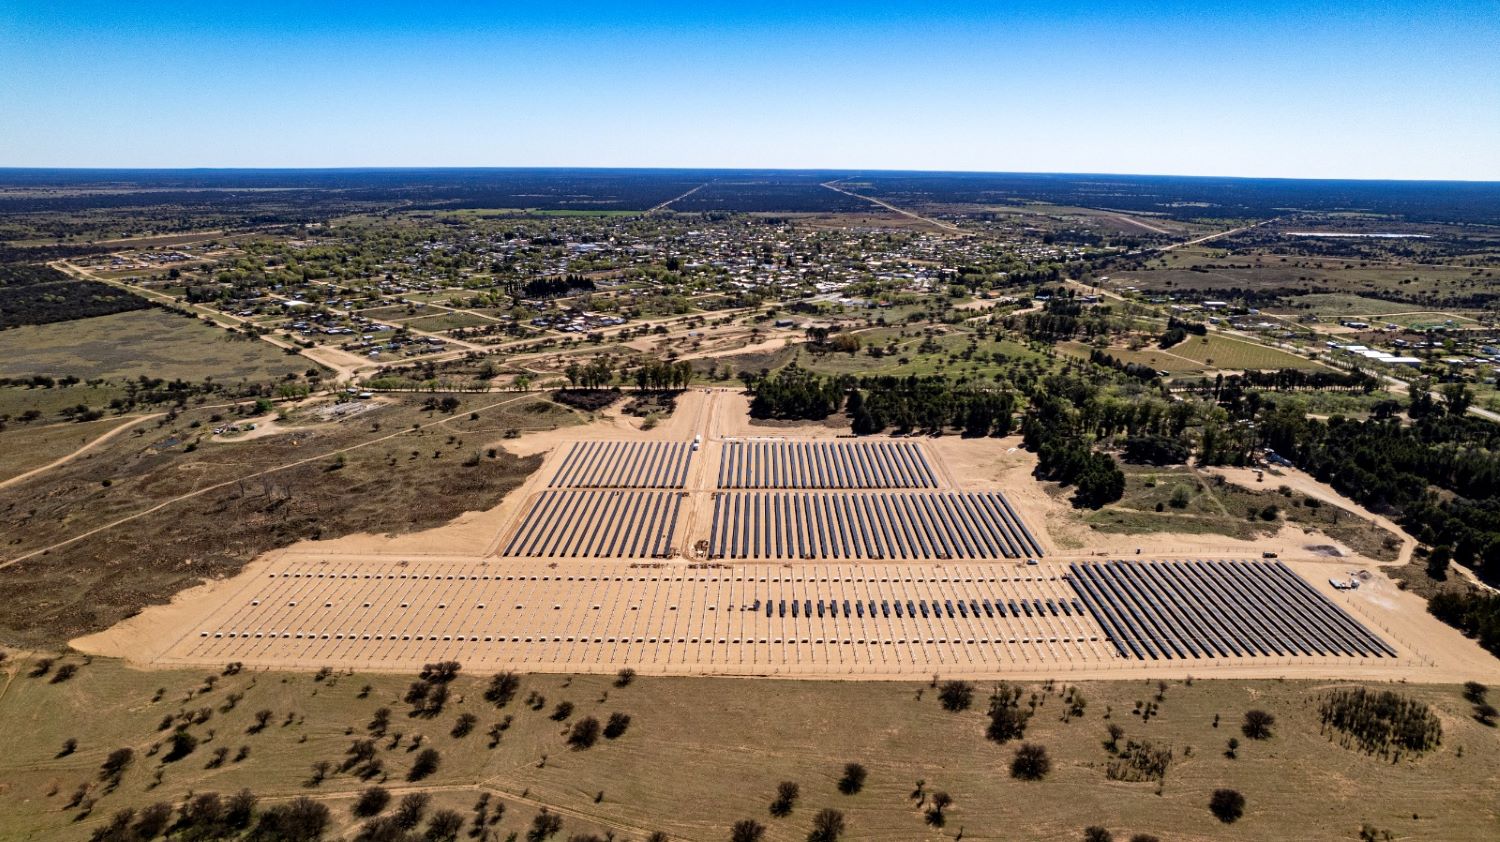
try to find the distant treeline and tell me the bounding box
[1159,317,1206,349]
[1261,408,1500,588]
[0,263,151,329]
[517,275,595,299]
[745,367,1016,437]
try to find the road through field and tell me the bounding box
[0,393,538,572]
[0,413,164,490]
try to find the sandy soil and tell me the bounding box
[76,388,1500,684]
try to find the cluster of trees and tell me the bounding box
[0,262,150,328]
[563,357,617,390]
[516,274,595,299]
[1427,591,1500,658]
[849,377,1016,437]
[1089,349,1159,382]
[748,366,850,421]
[631,359,694,390]
[1258,408,1500,588]
[1158,317,1206,349]
[1021,388,1125,508]
[1010,297,1114,342]
[1317,688,1442,759]
[87,790,328,842]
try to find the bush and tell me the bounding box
[603,712,631,740]
[1083,827,1113,842]
[769,781,799,817]
[484,672,521,707]
[806,808,846,842]
[1208,788,1246,823]
[731,818,766,842]
[353,786,390,818]
[938,681,974,712]
[1010,743,1051,780]
[407,748,441,781]
[1241,709,1276,740]
[837,762,867,795]
[567,716,601,750]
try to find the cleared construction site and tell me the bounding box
[96,394,1457,680]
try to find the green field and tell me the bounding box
[0,657,1492,841]
[1081,334,1323,374]
[0,308,312,383]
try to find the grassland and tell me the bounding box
[0,416,140,483]
[0,656,1493,841]
[0,394,570,648]
[1068,333,1324,375]
[1086,467,1403,561]
[0,308,311,383]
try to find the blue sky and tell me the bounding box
[1,1,1497,179]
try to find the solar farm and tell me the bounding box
[118,420,1436,679]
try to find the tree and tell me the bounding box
[731,818,767,842]
[527,809,563,842]
[394,793,430,830]
[99,747,134,785]
[806,808,846,842]
[837,762,867,795]
[1208,788,1246,824]
[938,681,974,712]
[451,713,477,738]
[1426,545,1452,580]
[484,672,521,707]
[353,786,391,818]
[568,716,601,749]
[770,781,799,817]
[1010,743,1051,780]
[603,712,632,739]
[615,667,636,687]
[987,702,1031,743]
[250,796,328,842]
[424,809,464,842]
[1241,710,1276,740]
[408,747,441,781]
[1083,827,1114,842]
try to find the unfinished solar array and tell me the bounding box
[710,491,1044,560]
[170,561,1114,670]
[719,440,937,489]
[1068,560,1395,660]
[502,490,683,558]
[549,441,694,488]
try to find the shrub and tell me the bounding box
[407,748,441,781]
[1241,709,1276,740]
[1083,827,1113,842]
[353,786,390,818]
[938,681,974,712]
[1209,788,1246,823]
[567,716,601,750]
[484,672,521,707]
[731,818,766,842]
[769,781,799,817]
[603,712,631,739]
[837,762,867,795]
[1010,743,1051,780]
[806,808,846,842]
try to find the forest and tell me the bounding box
[0,263,150,328]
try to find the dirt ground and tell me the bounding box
[72,389,1500,687]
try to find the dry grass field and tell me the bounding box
[0,308,311,383]
[0,394,575,649]
[0,655,1496,841]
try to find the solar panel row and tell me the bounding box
[709,491,1044,560]
[1068,560,1394,660]
[718,440,937,489]
[502,490,684,558]
[550,440,694,489]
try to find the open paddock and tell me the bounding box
[708,491,1044,560]
[501,490,685,558]
[549,440,695,488]
[718,439,938,488]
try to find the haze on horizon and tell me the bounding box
[2,1,1498,181]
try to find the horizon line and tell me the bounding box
[2,165,1498,186]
